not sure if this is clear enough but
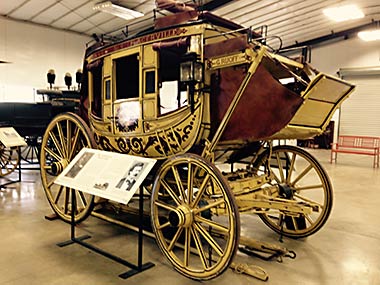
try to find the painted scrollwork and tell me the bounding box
[93,115,196,158]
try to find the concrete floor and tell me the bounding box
[1,149,379,285]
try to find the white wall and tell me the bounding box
[310,36,380,76]
[0,17,90,102]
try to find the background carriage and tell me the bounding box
[0,83,81,176]
[38,4,354,281]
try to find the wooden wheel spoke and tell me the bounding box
[193,199,224,215]
[64,188,70,214]
[275,152,285,182]
[294,184,324,191]
[191,173,210,207]
[184,227,191,267]
[286,153,296,184]
[160,179,181,206]
[305,214,314,224]
[57,122,67,158]
[154,200,177,211]
[271,171,281,184]
[194,215,229,233]
[66,120,72,160]
[43,165,52,170]
[292,164,313,185]
[171,166,186,203]
[44,146,62,162]
[78,191,88,207]
[191,227,208,269]
[48,131,65,159]
[69,127,80,160]
[54,185,64,203]
[157,221,171,230]
[187,163,193,204]
[168,227,183,251]
[47,179,56,188]
[293,193,323,208]
[194,222,224,257]
[290,216,298,230]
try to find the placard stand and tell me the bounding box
[57,186,155,279]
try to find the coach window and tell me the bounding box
[112,49,141,133]
[115,53,139,99]
[156,39,188,115]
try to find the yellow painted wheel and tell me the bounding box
[40,113,96,223]
[259,145,333,238]
[151,154,240,280]
[0,144,19,177]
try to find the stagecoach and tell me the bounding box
[39,3,355,280]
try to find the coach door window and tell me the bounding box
[112,49,141,134]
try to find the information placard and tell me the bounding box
[0,127,27,148]
[54,148,156,205]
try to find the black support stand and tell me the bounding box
[57,186,155,279]
[0,147,22,189]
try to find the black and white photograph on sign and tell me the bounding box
[115,162,145,191]
[0,127,27,148]
[65,151,94,178]
[54,148,156,205]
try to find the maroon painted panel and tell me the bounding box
[212,64,304,142]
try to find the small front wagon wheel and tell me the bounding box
[151,154,240,280]
[259,145,333,238]
[40,113,96,223]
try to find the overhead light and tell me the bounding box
[323,4,364,22]
[93,1,144,20]
[358,29,380,41]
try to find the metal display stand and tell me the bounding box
[57,186,155,279]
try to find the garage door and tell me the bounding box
[339,72,380,137]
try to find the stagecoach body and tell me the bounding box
[39,8,355,281]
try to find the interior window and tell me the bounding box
[105,79,111,100]
[115,54,139,99]
[145,70,155,94]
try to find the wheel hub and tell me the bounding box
[278,183,294,199]
[51,159,69,176]
[168,205,193,228]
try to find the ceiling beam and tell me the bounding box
[284,20,380,49]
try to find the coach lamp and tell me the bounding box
[180,52,203,112]
[64,72,72,90]
[76,69,83,90]
[47,69,56,89]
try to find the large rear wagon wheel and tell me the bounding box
[151,154,240,280]
[259,145,333,238]
[0,144,19,177]
[40,113,96,223]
